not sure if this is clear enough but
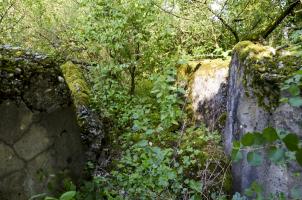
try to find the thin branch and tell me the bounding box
[208,7,240,42]
[152,3,190,20]
[0,0,16,25]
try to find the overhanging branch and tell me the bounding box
[261,0,300,39]
[208,7,240,42]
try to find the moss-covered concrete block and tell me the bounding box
[233,41,302,110]
[180,59,230,132]
[0,45,91,200]
[225,41,302,197]
[60,61,91,106]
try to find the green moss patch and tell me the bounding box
[60,62,91,106]
[234,41,302,111]
[178,59,230,82]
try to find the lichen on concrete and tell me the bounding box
[225,41,302,197]
[233,41,302,110]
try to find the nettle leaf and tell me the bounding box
[241,133,255,146]
[283,133,299,151]
[288,85,300,96]
[247,151,262,166]
[263,127,279,143]
[268,147,285,164]
[295,148,302,166]
[289,97,302,107]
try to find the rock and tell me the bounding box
[224,41,302,198]
[25,150,56,196]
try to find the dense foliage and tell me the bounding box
[1,0,302,199]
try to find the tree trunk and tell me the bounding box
[129,65,136,95]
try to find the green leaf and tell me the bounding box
[231,149,243,162]
[45,197,58,200]
[295,148,302,166]
[268,147,285,164]
[289,97,302,107]
[253,132,265,145]
[244,181,263,198]
[135,140,148,147]
[283,133,299,151]
[59,191,76,200]
[233,141,241,149]
[145,129,154,135]
[188,180,203,193]
[247,151,262,166]
[241,133,255,146]
[280,97,288,103]
[288,85,300,96]
[262,127,279,143]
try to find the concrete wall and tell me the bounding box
[0,45,86,199]
[189,59,229,132]
[0,101,85,199]
[224,41,302,198]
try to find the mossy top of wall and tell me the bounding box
[233,41,302,111]
[0,45,71,111]
[178,59,230,81]
[177,59,230,92]
[60,61,91,107]
[0,44,104,164]
[193,59,230,77]
[177,59,230,132]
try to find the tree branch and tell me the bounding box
[207,7,240,42]
[152,3,190,20]
[261,0,300,39]
[0,0,16,25]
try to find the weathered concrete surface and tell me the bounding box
[191,59,229,132]
[224,41,302,198]
[0,45,103,199]
[0,101,85,199]
[179,59,229,132]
